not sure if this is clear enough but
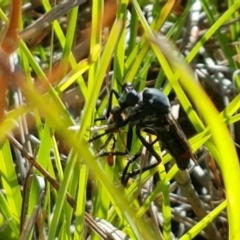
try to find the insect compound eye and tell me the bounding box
[119,89,139,108]
[117,82,140,108]
[126,90,139,106]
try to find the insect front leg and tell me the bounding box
[95,89,120,122]
[88,124,120,143]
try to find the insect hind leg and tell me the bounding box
[122,126,161,185]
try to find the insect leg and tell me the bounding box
[121,150,142,185]
[93,125,134,168]
[89,115,129,143]
[100,123,133,155]
[121,126,141,184]
[95,89,120,122]
[89,124,120,143]
[122,126,161,185]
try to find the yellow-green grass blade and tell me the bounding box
[0,141,22,222]
[186,1,240,65]
[151,36,240,240]
[180,201,227,240]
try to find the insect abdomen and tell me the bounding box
[157,126,191,170]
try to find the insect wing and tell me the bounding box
[162,113,196,170]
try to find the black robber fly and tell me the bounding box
[89,82,196,184]
[125,87,196,169]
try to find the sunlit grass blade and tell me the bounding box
[0,141,22,222]
[150,35,240,240]
[186,1,240,64]
[180,201,227,240]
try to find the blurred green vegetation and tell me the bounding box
[0,0,239,239]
